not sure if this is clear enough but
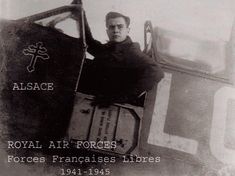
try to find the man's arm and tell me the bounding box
[84,13,105,57]
[126,43,164,95]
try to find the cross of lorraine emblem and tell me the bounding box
[22,42,50,73]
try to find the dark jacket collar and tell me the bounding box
[106,36,132,47]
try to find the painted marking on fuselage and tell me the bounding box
[23,42,49,72]
[210,86,235,165]
[148,72,198,154]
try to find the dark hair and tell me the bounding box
[105,12,130,27]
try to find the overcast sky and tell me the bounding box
[0,0,235,47]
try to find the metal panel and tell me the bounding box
[68,93,143,155]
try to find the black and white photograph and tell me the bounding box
[0,0,235,175]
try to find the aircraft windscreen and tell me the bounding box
[154,27,233,82]
[156,27,226,73]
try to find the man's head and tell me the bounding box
[105,12,130,43]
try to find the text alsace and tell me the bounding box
[12,82,54,91]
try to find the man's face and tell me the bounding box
[106,17,130,43]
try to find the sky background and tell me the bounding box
[0,0,235,49]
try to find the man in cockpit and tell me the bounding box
[78,11,164,107]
